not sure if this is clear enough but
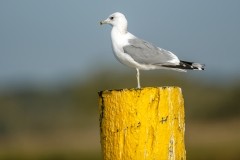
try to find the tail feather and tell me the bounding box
[163,60,205,70]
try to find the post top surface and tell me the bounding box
[98,86,181,95]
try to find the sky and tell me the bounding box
[0,1,240,90]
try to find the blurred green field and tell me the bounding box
[0,70,240,160]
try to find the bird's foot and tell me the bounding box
[135,86,141,90]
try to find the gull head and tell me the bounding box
[100,12,128,30]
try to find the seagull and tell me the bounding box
[100,12,205,88]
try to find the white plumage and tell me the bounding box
[100,12,205,88]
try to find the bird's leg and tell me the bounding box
[136,68,141,89]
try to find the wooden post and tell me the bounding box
[98,87,186,160]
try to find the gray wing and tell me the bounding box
[123,38,178,65]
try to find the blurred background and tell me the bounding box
[1,1,240,160]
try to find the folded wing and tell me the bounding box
[123,38,180,65]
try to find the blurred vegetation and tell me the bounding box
[0,69,240,160]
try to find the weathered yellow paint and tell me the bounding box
[98,87,186,160]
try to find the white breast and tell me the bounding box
[110,27,166,70]
[111,28,139,68]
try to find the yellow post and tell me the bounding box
[98,87,186,160]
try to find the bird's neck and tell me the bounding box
[112,24,127,34]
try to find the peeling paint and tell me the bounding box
[98,87,186,160]
[168,135,175,160]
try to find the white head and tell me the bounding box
[100,12,128,33]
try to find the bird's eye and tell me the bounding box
[110,16,114,20]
